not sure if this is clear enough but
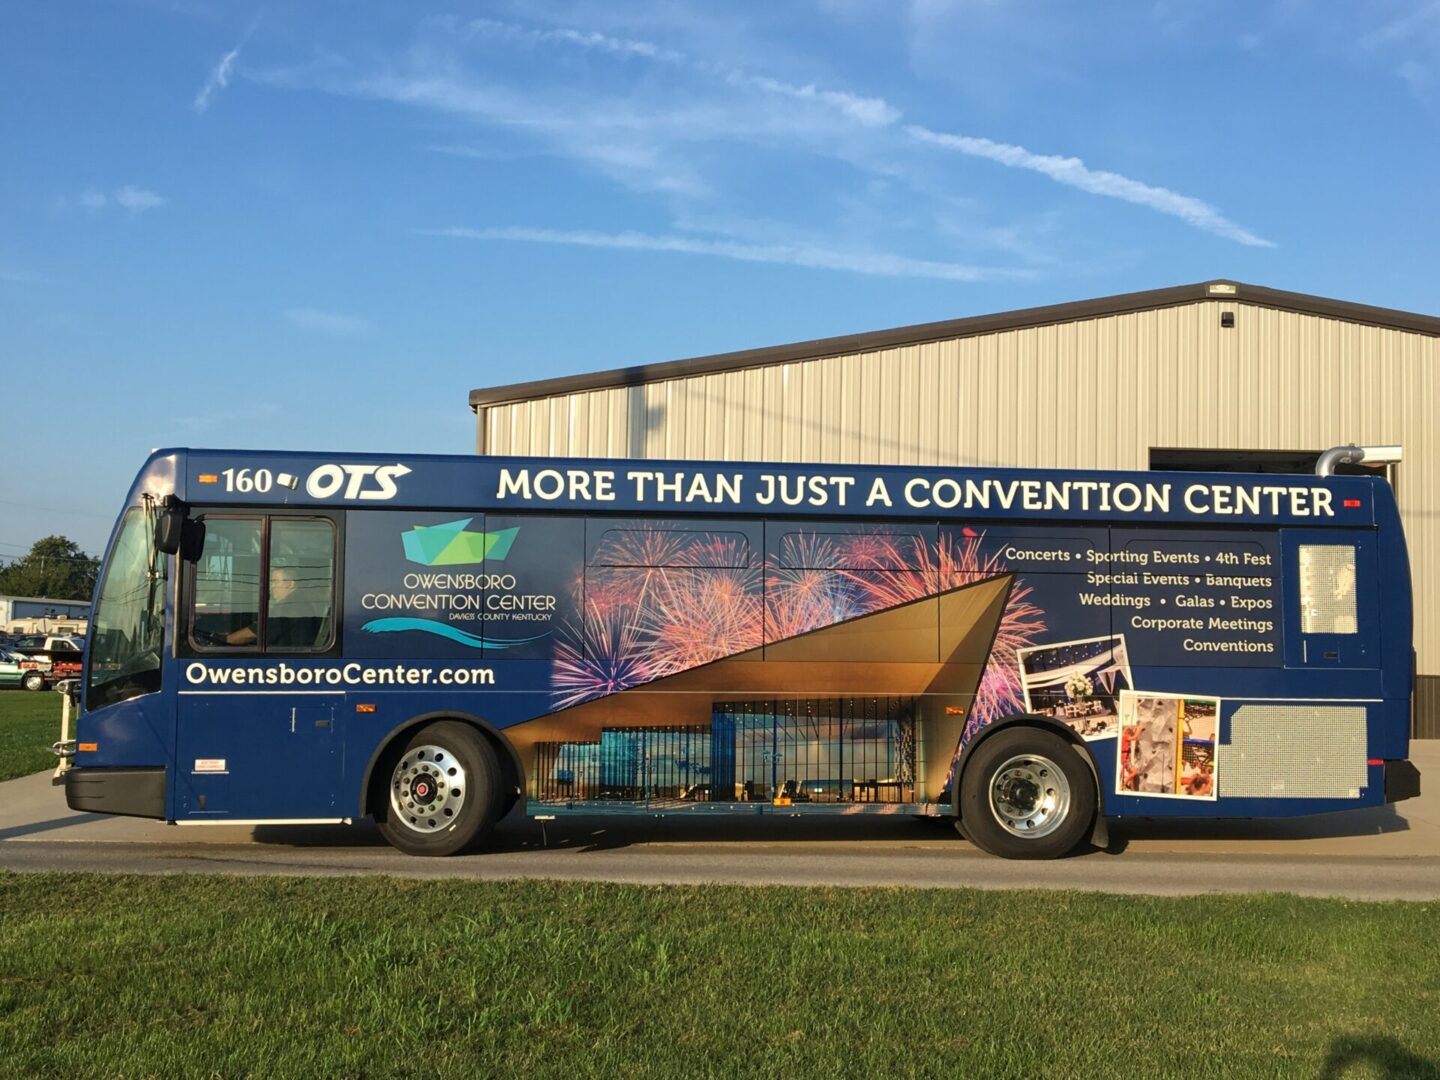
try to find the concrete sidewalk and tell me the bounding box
[2,742,1435,858]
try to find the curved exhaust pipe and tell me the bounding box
[1315,444,1403,477]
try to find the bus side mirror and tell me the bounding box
[180,519,206,562]
[154,499,185,555]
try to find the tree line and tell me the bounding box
[0,536,100,601]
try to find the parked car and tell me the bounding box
[0,649,29,689]
[10,635,85,691]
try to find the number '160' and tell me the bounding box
[221,468,273,493]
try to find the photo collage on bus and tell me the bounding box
[1117,692,1220,800]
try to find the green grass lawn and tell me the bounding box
[0,688,65,781]
[0,875,1436,1078]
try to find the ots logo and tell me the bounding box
[306,463,411,501]
[402,518,519,566]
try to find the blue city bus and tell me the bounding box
[62,448,1419,858]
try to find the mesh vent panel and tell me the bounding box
[1223,705,1367,799]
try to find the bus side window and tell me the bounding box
[190,518,263,650]
[1299,544,1358,635]
[267,519,336,651]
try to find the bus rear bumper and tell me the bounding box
[1384,760,1421,804]
[65,767,167,820]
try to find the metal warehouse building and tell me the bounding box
[469,279,1440,737]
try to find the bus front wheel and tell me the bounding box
[958,726,1096,859]
[377,721,502,856]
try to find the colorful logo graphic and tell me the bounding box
[360,618,546,650]
[361,519,543,650]
[402,518,519,566]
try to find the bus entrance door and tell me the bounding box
[175,692,344,820]
[1281,531,1378,669]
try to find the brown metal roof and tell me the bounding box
[469,279,1440,410]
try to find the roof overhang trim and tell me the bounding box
[469,279,1440,411]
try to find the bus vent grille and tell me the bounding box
[1222,705,1368,799]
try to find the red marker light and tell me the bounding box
[1343,499,1362,508]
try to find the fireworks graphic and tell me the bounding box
[550,599,650,711]
[643,566,764,673]
[767,531,863,640]
[548,522,1047,733]
[595,526,693,569]
[550,527,764,709]
[823,528,1046,742]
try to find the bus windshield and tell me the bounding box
[87,507,166,709]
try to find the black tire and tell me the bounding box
[376,721,503,856]
[21,671,45,692]
[957,726,1096,860]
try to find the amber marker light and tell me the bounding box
[198,474,219,484]
[78,743,98,752]
[356,703,377,714]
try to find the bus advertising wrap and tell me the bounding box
[60,447,1410,858]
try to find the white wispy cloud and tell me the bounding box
[1397,58,1432,96]
[310,70,712,196]
[905,126,1273,247]
[424,143,520,161]
[722,71,899,127]
[0,265,50,285]
[114,185,167,214]
[1360,0,1440,50]
[255,35,893,201]
[252,10,1271,277]
[425,225,1028,282]
[194,14,261,114]
[1357,1,1440,103]
[458,16,899,129]
[449,16,1262,241]
[284,307,371,337]
[460,17,686,64]
[73,186,167,215]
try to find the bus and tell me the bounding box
[61,447,1420,859]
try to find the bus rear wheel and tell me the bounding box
[958,726,1096,860]
[377,721,502,856]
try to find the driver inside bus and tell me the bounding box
[224,564,329,648]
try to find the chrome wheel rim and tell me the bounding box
[389,744,467,834]
[988,753,1071,839]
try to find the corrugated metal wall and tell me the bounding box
[481,300,1440,694]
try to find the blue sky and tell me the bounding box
[2,0,1438,561]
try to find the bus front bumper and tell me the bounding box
[65,767,167,820]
